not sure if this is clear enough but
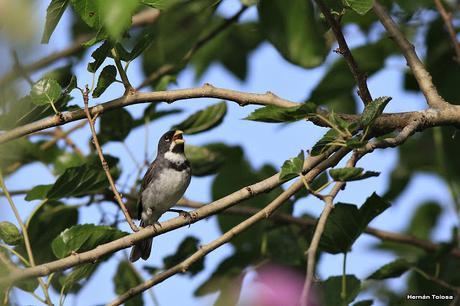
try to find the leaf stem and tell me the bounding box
[341,252,347,304]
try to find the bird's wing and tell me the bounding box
[137,160,157,218]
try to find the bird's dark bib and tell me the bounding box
[167,160,190,172]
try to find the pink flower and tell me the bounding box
[244,264,318,306]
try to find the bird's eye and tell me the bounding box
[165,137,171,142]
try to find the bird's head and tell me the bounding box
[158,130,185,155]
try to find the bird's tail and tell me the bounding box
[129,221,153,262]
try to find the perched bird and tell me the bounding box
[130,130,191,262]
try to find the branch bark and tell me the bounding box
[373,1,449,109]
[2,84,460,145]
[313,0,373,105]
[433,0,460,63]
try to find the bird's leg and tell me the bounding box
[168,209,193,226]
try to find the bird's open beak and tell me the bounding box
[173,130,184,144]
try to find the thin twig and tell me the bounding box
[413,267,460,293]
[313,0,373,105]
[11,50,34,86]
[0,171,54,306]
[300,153,359,305]
[137,5,248,89]
[433,0,460,63]
[111,48,134,94]
[82,86,138,232]
[373,0,448,109]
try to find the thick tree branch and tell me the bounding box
[313,0,373,105]
[373,1,449,109]
[2,84,460,145]
[0,148,346,285]
[82,87,138,232]
[433,0,460,63]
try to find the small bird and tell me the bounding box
[130,130,191,262]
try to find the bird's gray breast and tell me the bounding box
[141,160,191,222]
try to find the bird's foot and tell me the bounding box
[168,209,193,227]
[151,221,162,232]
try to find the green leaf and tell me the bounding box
[14,277,40,293]
[98,109,134,143]
[59,263,99,293]
[185,143,240,176]
[21,201,79,263]
[155,75,177,91]
[195,252,251,297]
[265,225,308,268]
[87,41,112,73]
[30,79,62,106]
[141,0,177,10]
[367,258,412,280]
[0,95,70,130]
[25,184,53,201]
[344,0,374,15]
[322,275,361,306]
[360,96,392,127]
[70,0,101,28]
[0,222,22,245]
[192,21,263,81]
[132,104,182,128]
[173,102,227,135]
[141,0,218,84]
[0,139,64,174]
[97,0,140,40]
[244,102,316,123]
[279,150,305,181]
[329,167,380,182]
[114,261,144,306]
[92,65,117,98]
[52,224,127,258]
[319,193,391,254]
[42,0,69,43]
[311,129,339,156]
[212,157,293,251]
[52,152,86,176]
[126,32,156,61]
[353,299,374,306]
[258,0,327,68]
[41,65,73,88]
[163,236,204,275]
[45,155,119,200]
[407,202,442,240]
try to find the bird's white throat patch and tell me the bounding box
[164,151,186,164]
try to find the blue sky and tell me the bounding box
[1,1,458,305]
